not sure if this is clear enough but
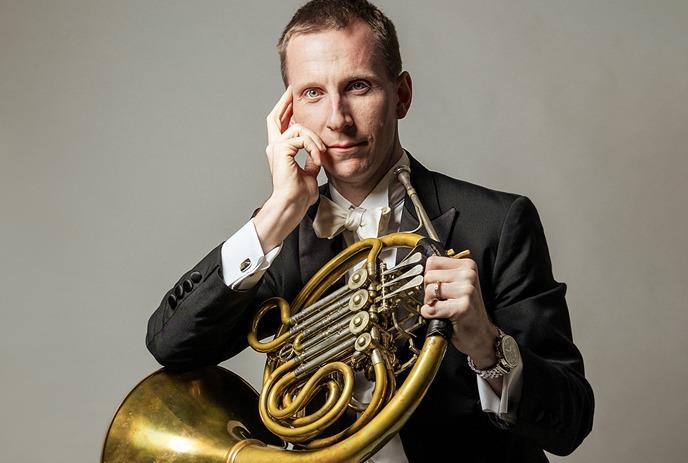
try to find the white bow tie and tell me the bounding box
[312,195,392,240]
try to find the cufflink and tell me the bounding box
[240,258,251,272]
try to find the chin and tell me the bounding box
[325,157,372,183]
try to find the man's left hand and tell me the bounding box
[421,255,499,369]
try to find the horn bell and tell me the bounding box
[101,366,284,463]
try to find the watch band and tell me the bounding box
[467,328,515,380]
[467,356,510,379]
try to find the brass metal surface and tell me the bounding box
[232,335,446,463]
[101,366,284,462]
[102,167,457,463]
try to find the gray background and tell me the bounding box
[1,1,686,462]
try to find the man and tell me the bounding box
[146,1,594,461]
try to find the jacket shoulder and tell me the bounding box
[430,170,522,220]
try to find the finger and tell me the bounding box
[267,86,293,141]
[423,269,457,287]
[303,153,321,177]
[425,255,477,272]
[420,300,456,319]
[423,282,439,305]
[279,101,293,134]
[280,124,326,150]
[282,135,324,162]
[423,281,475,305]
[280,126,325,164]
[424,267,478,285]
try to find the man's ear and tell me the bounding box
[396,71,413,119]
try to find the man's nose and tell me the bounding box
[326,96,354,131]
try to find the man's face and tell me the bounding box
[284,20,409,189]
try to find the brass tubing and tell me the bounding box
[379,232,424,248]
[260,361,355,440]
[299,314,356,351]
[290,284,353,325]
[269,375,336,421]
[291,238,382,312]
[292,295,351,336]
[394,166,440,242]
[262,246,371,383]
[248,297,294,353]
[296,329,355,366]
[297,250,368,311]
[303,349,389,449]
[295,337,357,379]
[232,335,447,463]
[299,304,352,339]
[291,381,341,427]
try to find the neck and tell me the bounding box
[329,141,403,207]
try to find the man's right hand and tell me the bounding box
[253,86,325,254]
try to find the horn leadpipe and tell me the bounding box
[394,165,440,242]
[394,165,453,341]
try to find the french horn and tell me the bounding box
[102,165,468,463]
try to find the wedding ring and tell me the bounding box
[434,281,443,300]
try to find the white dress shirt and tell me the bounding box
[219,152,523,461]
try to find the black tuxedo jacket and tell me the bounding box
[146,155,594,462]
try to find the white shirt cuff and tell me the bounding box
[476,360,524,424]
[220,218,282,290]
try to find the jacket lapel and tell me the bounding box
[299,184,345,286]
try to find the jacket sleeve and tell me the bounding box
[489,196,594,455]
[145,242,281,370]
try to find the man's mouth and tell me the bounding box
[326,141,368,150]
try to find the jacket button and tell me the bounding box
[240,258,251,272]
[175,284,184,298]
[190,271,202,283]
[167,294,177,309]
[183,279,193,292]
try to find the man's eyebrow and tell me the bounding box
[342,73,379,82]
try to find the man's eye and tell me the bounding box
[349,81,370,92]
[304,89,321,99]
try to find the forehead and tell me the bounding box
[284,21,386,85]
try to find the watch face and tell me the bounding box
[501,336,520,367]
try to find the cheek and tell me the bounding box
[367,106,395,143]
[362,96,394,129]
[293,102,327,129]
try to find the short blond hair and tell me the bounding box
[277,0,402,85]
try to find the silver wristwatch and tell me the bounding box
[467,328,521,380]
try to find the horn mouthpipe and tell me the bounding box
[394,165,440,242]
[395,165,452,340]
